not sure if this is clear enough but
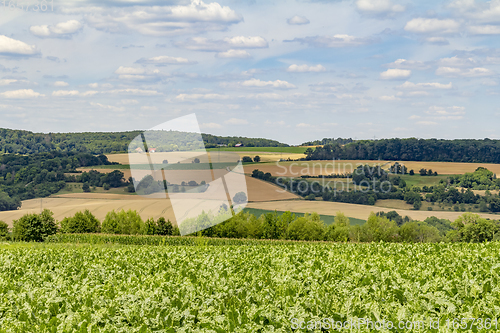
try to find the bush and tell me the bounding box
[60,210,100,234]
[242,156,253,163]
[253,156,261,162]
[13,209,58,242]
[103,183,110,191]
[0,220,8,237]
[82,182,90,193]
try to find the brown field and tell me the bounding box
[246,200,500,222]
[0,175,299,227]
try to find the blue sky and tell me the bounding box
[0,0,500,144]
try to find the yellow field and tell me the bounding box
[246,200,500,222]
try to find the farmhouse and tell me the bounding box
[234,143,242,147]
[135,147,143,153]
[149,148,157,153]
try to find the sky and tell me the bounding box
[0,0,500,145]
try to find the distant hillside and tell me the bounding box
[0,128,288,155]
[304,138,500,164]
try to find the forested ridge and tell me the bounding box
[304,138,500,163]
[0,128,287,155]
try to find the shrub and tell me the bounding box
[60,210,100,234]
[0,220,8,237]
[242,156,253,163]
[13,209,58,242]
[103,183,110,191]
[253,156,261,163]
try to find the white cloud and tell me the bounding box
[426,106,465,119]
[30,20,82,38]
[85,1,242,36]
[240,78,296,89]
[140,106,158,111]
[287,64,326,73]
[380,68,411,80]
[287,15,310,25]
[379,95,400,101]
[176,36,268,51]
[356,0,405,14]
[468,25,500,35]
[416,121,438,125]
[296,123,313,128]
[438,56,477,67]
[436,67,494,77]
[245,93,284,100]
[286,35,372,48]
[52,90,98,97]
[52,90,80,96]
[216,49,251,58]
[0,89,44,98]
[90,102,125,112]
[0,79,30,86]
[108,88,160,95]
[404,18,460,33]
[224,118,248,125]
[175,93,229,101]
[88,83,113,89]
[200,122,222,129]
[425,37,449,45]
[54,81,69,87]
[0,35,39,56]
[384,59,430,70]
[115,67,145,75]
[397,81,453,89]
[135,55,196,65]
[120,99,139,104]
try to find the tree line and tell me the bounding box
[3,208,499,244]
[304,138,500,163]
[0,128,288,155]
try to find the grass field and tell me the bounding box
[394,174,448,187]
[1,240,499,331]
[242,208,366,226]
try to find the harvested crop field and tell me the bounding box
[0,176,299,226]
[246,200,500,222]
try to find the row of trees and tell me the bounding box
[3,209,499,243]
[0,128,288,155]
[7,209,180,241]
[304,138,500,163]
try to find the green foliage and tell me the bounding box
[60,210,100,234]
[12,209,57,241]
[1,240,498,331]
[0,220,8,237]
[101,210,144,235]
[448,213,500,243]
[242,156,253,163]
[253,155,260,162]
[156,217,174,236]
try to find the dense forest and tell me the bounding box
[0,152,119,211]
[304,138,500,163]
[0,128,287,155]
